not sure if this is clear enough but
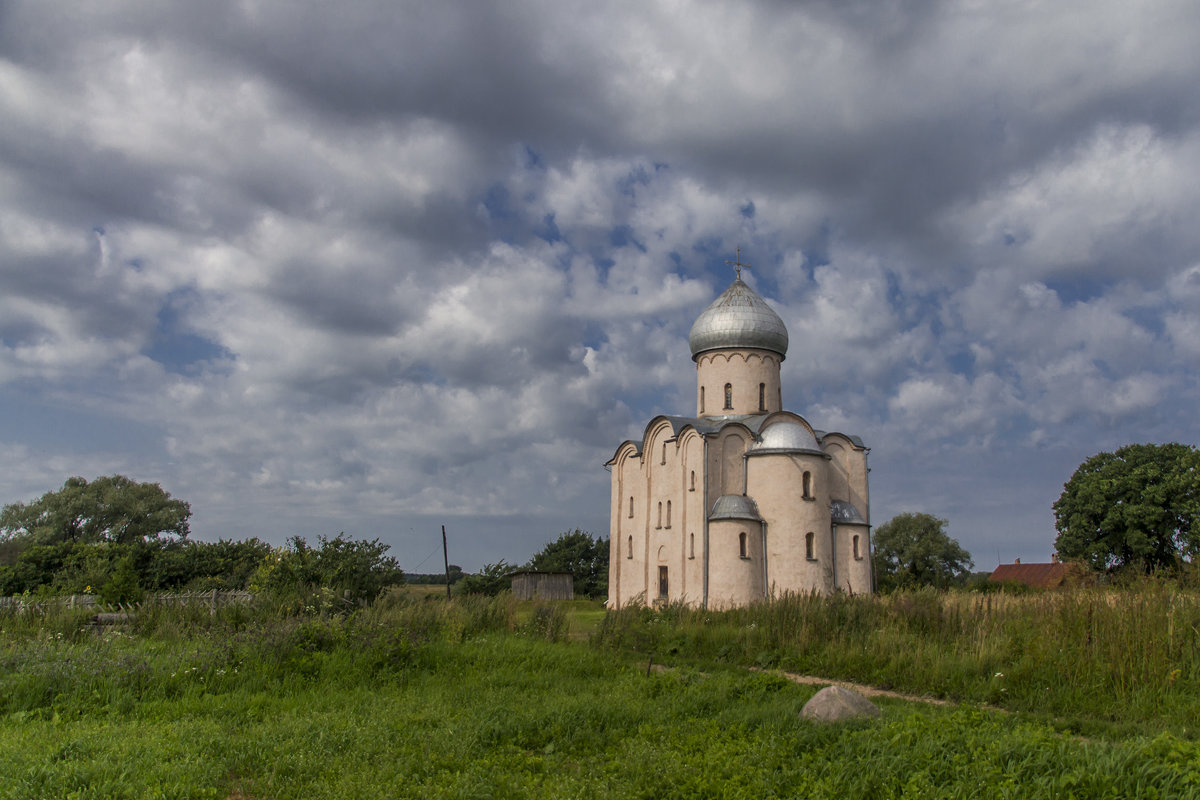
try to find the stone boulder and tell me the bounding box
[800,685,881,722]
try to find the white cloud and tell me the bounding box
[1,0,1199,570]
[943,124,1200,280]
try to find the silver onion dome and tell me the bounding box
[688,279,789,360]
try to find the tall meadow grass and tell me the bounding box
[594,580,1200,732]
[5,588,1200,797]
[0,591,535,720]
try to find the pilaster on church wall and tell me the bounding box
[611,445,646,608]
[681,434,705,606]
[643,419,685,603]
[608,453,622,606]
[710,429,749,497]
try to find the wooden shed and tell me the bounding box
[509,571,574,601]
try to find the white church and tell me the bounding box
[606,261,873,608]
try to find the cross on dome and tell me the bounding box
[725,247,752,281]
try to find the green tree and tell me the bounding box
[1054,443,1200,573]
[872,512,973,591]
[526,529,609,598]
[255,533,404,604]
[454,560,514,596]
[0,475,190,546]
[98,555,144,605]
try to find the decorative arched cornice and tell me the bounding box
[697,349,781,368]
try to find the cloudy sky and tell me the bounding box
[2,1,1198,573]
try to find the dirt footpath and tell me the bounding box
[752,667,955,706]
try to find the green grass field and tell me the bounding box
[3,588,1200,798]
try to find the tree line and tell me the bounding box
[0,475,607,605]
[871,442,1200,590]
[0,476,403,605]
[5,441,1196,604]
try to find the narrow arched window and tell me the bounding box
[628,496,634,518]
[627,534,633,558]
[661,442,667,465]
[665,500,672,528]
[724,383,733,409]
[700,386,705,413]
[689,533,695,559]
[802,471,813,499]
[758,383,766,411]
[689,470,695,492]
[853,534,861,560]
[805,531,816,560]
[656,501,662,529]
[739,531,748,558]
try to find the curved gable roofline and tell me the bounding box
[605,440,642,467]
[638,414,765,451]
[639,415,680,453]
[710,421,759,440]
[620,415,775,463]
[815,430,869,450]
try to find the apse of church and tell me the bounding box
[606,257,872,608]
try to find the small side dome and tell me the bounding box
[753,421,819,452]
[709,494,762,522]
[689,279,789,360]
[831,500,867,525]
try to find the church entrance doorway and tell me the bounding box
[658,566,669,599]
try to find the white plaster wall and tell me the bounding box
[695,350,782,417]
[749,452,834,595]
[823,435,870,521]
[608,444,647,608]
[706,518,765,608]
[645,421,675,602]
[835,523,873,593]
[680,431,706,605]
[711,428,750,497]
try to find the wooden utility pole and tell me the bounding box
[442,525,451,600]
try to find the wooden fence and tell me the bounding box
[0,590,255,616]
